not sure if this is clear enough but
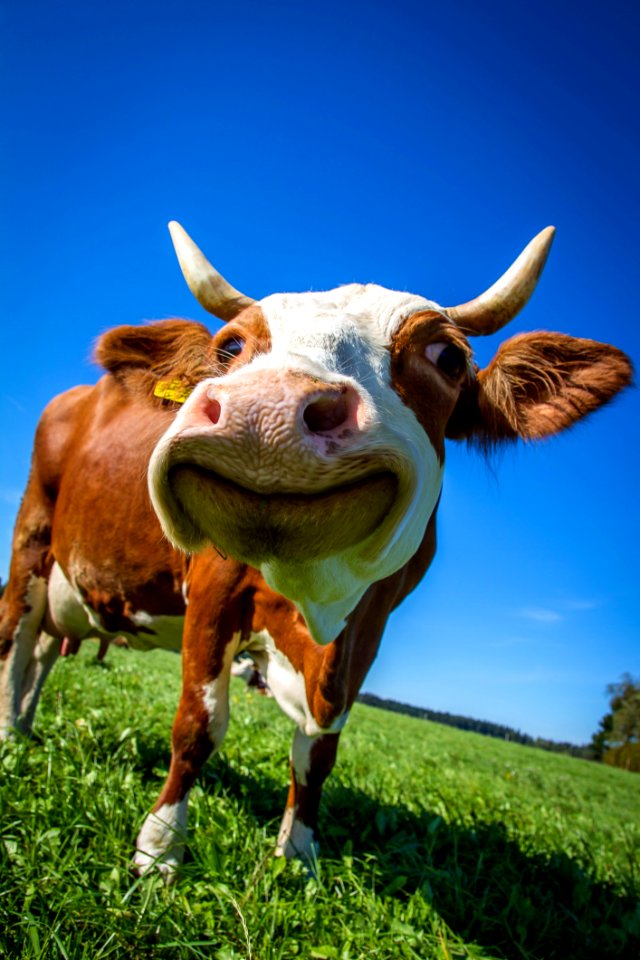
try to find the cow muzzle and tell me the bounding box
[148,369,399,564]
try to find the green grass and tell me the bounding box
[1,646,639,960]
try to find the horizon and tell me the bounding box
[2,0,638,745]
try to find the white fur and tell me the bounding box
[201,634,240,745]
[18,632,60,732]
[244,629,348,737]
[276,804,318,863]
[45,562,184,652]
[134,798,189,876]
[257,287,444,643]
[150,284,445,645]
[275,730,331,862]
[290,727,315,786]
[0,575,49,737]
[230,655,257,683]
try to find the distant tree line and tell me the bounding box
[359,678,640,772]
[590,674,640,772]
[357,692,593,759]
[2,561,633,774]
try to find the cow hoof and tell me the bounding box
[274,844,320,880]
[276,811,319,874]
[0,723,37,743]
[134,801,187,880]
[132,848,181,881]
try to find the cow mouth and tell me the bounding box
[167,463,399,563]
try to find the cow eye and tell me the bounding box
[218,336,245,361]
[425,342,467,381]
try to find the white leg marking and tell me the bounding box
[275,728,319,862]
[0,576,48,738]
[135,640,239,879]
[276,805,318,863]
[290,726,313,786]
[248,630,348,736]
[201,634,239,747]
[134,797,189,877]
[18,632,60,733]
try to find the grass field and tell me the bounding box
[1,646,638,960]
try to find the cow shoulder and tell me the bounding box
[30,385,95,501]
[446,332,633,445]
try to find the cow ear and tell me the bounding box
[446,332,632,445]
[95,320,212,375]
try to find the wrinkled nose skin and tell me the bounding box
[149,360,444,646]
[148,368,400,566]
[182,370,365,476]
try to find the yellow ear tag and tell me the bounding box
[154,379,193,403]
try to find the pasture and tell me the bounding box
[1,646,638,960]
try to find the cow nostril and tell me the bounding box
[204,397,222,425]
[303,392,349,433]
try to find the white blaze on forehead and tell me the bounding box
[259,283,438,378]
[149,283,447,646]
[252,284,445,644]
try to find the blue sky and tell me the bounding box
[2,0,638,744]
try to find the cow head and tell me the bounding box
[145,223,631,643]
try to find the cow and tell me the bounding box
[231,654,271,695]
[0,222,631,874]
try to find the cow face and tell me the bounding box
[149,286,470,643]
[145,223,631,644]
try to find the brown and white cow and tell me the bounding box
[0,223,631,873]
[230,655,271,695]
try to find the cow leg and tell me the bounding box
[276,728,340,865]
[0,576,49,738]
[18,632,61,734]
[134,633,238,877]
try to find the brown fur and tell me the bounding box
[0,308,632,868]
[94,307,273,408]
[389,311,473,461]
[447,332,633,447]
[95,319,214,398]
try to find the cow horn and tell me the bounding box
[445,226,555,336]
[168,221,255,322]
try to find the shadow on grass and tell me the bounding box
[86,713,638,960]
[199,755,639,960]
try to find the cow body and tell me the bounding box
[0,224,631,873]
